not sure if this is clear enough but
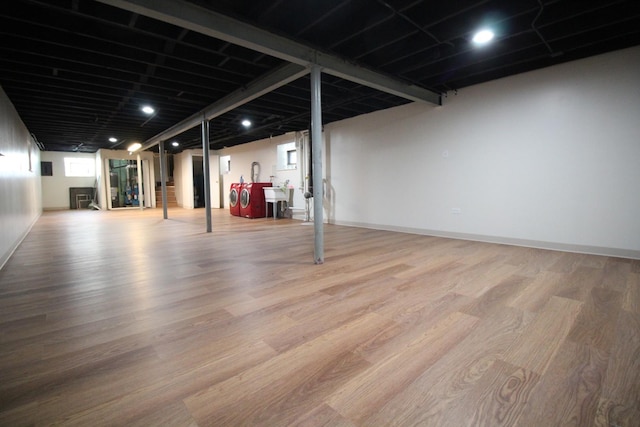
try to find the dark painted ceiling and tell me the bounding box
[1,0,639,153]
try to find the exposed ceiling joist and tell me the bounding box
[139,63,309,151]
[3,0,637,152]
[96,0,441,105]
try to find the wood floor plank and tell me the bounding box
[222,261,395,317]
[548,251,588,274]
[459,274,530,318]
[595,309,640,426]
[151,310,297,361]
[566,287,624,351]
[392,255,467,280]
[504,246,559,276]
[182,312,393,425]
[503,295,583,375]
[516,340,608,426]
[554,266,605,302]
[42,303,232,360]
[364,305,533,426]
[205,350,370,426]
[0,345,162,422]
[0,209,638,425]
[442,360,540,427]
[506,270,564,313]
[52,340,277,426]
[361,292,474,363]
[326,311,480,423]
[452,262,523,299]
[600,258,633,292]
[0,333,155,392]
[623,272,640,313]
[125,401,198,427]
[290,403,356,427]
[263,275,400,353]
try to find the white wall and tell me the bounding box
[214,132,302,210]
[40,151,96,210]
[174,151,191,208]
[0,87,42,269]
[324,46,640,258]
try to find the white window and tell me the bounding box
[276,142,297,170]
[64,157,95,177]
[220,155,231,174]
[287,149,297,167]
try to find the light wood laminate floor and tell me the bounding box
[1,208,638,426]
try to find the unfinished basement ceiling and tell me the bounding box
[1,0,639,153]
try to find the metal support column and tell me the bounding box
[136,153,144,211]
[310,65,324,264]
[159,140,168,219]
[202,119,212,233]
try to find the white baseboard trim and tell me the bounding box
[0,211,42,271]
[332,220,640,260]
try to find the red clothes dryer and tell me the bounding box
[240,182,271,218]
[229,183,242,216]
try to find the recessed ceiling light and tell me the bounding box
[141,105,155,115]
[108,137,118,143]
[241,119,252,128]
[171,141,179,147]
[472,29,494,45]
[127,142,142,152]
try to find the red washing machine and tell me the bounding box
[240,182,271,218]
[229,183,242,216]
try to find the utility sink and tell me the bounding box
[264,187,291,219]
[263,187,289,202]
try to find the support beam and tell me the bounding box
[159,140,168,219]
[138,63,309,151]
[97,0,441,105]
[310,66,324,265]
[202,119,212,233]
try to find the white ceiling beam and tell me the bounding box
[96,0,441,105]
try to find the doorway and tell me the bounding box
[105,158,151,209]
[193,156,205,208]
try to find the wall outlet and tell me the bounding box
[451,208,461,214]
